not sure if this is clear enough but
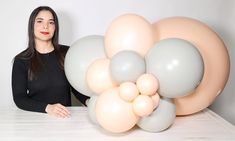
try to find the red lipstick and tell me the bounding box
[40,32,49,35]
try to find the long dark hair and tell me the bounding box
[15,6,64,80]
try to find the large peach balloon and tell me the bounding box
[96,88,139,133]
[105,14,154,58]
[86,59,117,94]
[153,17,230,115]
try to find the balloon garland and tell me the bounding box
[65,14,230,133]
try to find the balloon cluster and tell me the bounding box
[65,14,230,133]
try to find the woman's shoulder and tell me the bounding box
[14,49,30,63]
[14,48,32,61]
[59,44,70,53]
[13,56,29,70]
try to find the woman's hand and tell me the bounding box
[45,103,71,118]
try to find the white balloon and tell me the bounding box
[87,96,99,124]
[137,98,176,132]
[146,38,204,98]
[64,35,106,96]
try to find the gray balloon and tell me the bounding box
[110,50,145,84]
[137,98,176,132]
[87,96,99,125]
[65,35,106,96]
[145,38,204,98]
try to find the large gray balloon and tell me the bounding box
[65,35,106,96]
[137,98,176,132]
[145,38,204,98]
[110,50,145,83]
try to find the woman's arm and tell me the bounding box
[12,58,71,118]
[71,87,90,106]
[12,58,48,113]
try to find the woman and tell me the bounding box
[12,6,89,118]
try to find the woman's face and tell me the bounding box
[34,10,55,42]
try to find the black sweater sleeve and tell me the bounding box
[71,87,90,106]
[12,58,48,113]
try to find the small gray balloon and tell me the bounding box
[110,50,145,84]
[137,98,176,132]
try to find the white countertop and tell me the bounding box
[0,107,235,141]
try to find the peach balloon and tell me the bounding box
[105,14,155,58]
[119,82,139,102]
[153,17,230,115]
[136,73,159,96]
[151,93,160,109]
[86,58,117,94]
[133,95,154,117]
[96,88,139,133]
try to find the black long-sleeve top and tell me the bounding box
[12,45,89,113]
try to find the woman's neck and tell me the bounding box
[35,40,54,54]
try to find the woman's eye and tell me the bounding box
[36,20,42,23]
[49,21,55,25]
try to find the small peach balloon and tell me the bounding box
[151,93,160,109]
[136,74,159,96]
[86,58,117,94]
[133,95,154,117]
[119,82,139,102]
[105,14,154,58]
[96,88,139,133]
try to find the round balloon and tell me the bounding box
[137,98,176,132]
[119,82,139,102]
[105,14,154,58]
[64,35,106,96]
[96,88,139,133]
[133,95,154,117]
[153,17,230,115]
[86,58,117,94]
[151,93,160,109]
[110,50,146,83]
[146,38,204,98]
[87,95,98,124]
[136,73,159,96]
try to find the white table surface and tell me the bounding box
[0,107,235,141]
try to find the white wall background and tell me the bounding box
[0,0,234,125]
